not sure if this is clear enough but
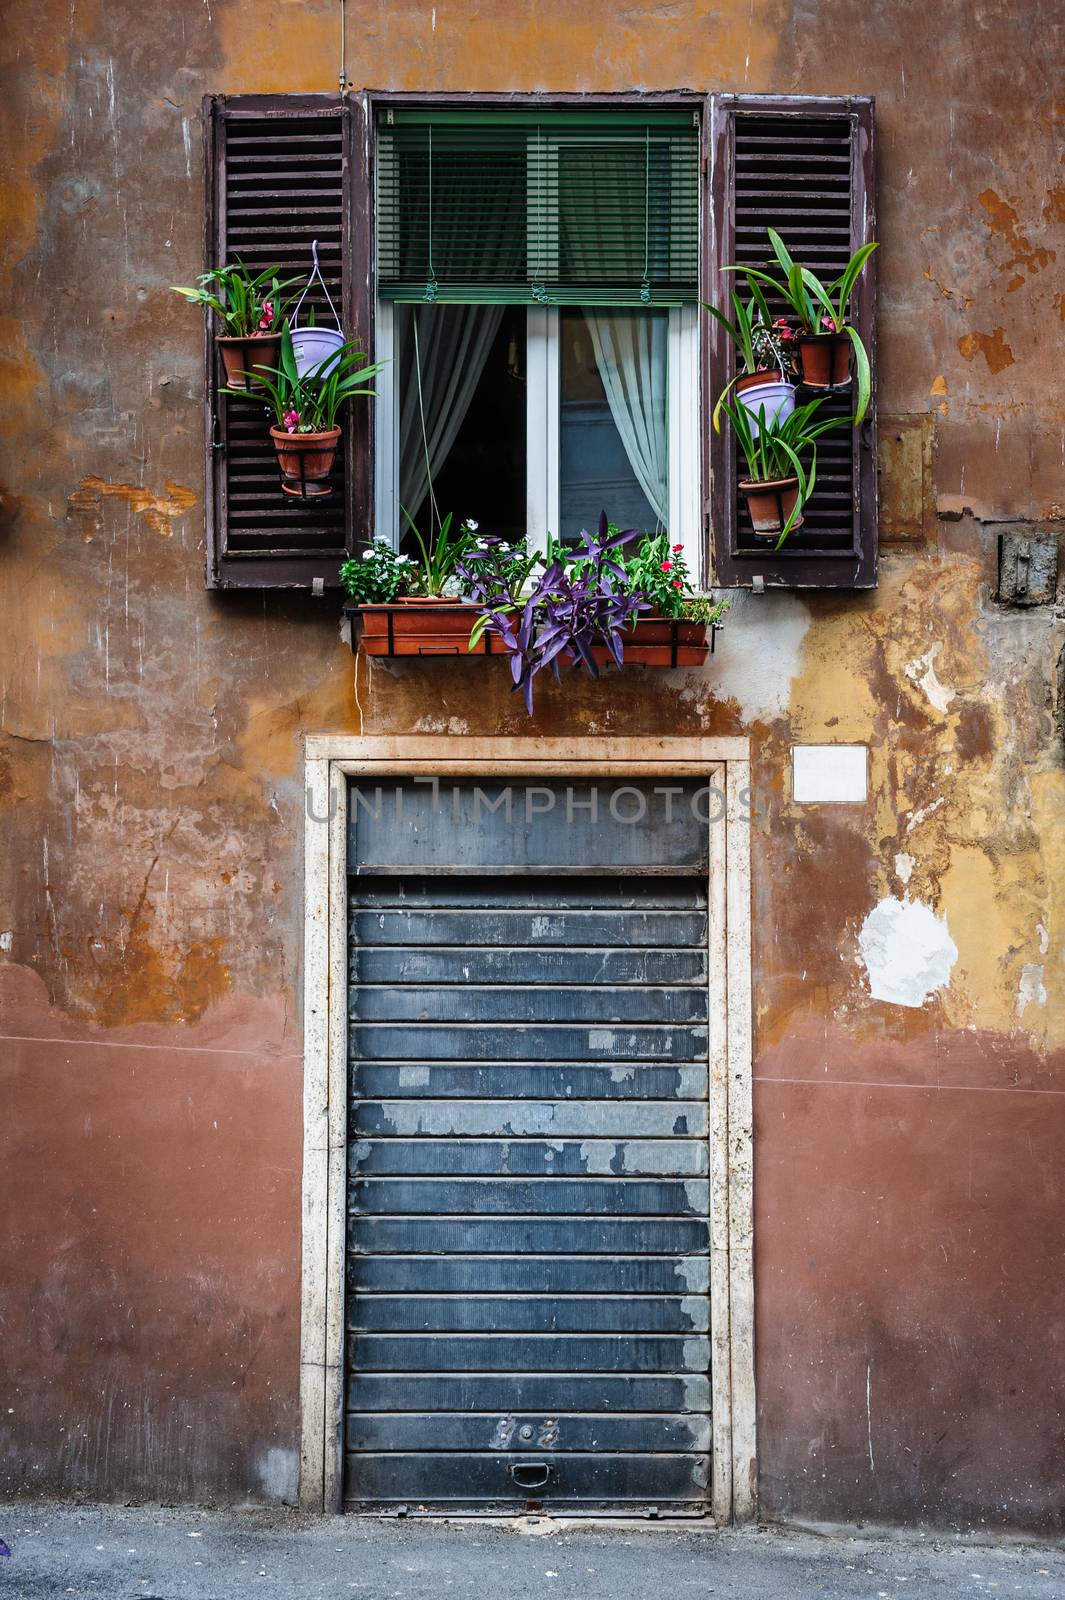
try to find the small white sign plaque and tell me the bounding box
[792,744,868,803]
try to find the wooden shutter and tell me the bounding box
[706,95,877,588]
[203,94,372,589]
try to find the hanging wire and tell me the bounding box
[530,122,548,304]
[338,0,346,93]
[424,125,439,302]
[640,124,652,304]
[412,310,442,536]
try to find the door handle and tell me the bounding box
[510,1461,551,1489]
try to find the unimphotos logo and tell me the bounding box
[307,778,767,826]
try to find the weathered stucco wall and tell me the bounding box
[2,0,1064,1530]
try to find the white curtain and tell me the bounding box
[583,310,668,529]
[399,303,504,523]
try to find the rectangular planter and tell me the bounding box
[578,615,715,669]
[347,603,512,659]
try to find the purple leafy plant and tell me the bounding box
[458,513,648,714]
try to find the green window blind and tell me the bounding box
[376,108,700,307]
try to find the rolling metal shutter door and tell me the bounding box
[345,780,712,1513]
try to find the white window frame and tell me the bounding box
[374,301,702,579]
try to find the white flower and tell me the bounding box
[362,550,375,560]
[465,518,479,531]
[396,553,412,564]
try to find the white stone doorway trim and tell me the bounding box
[299,735,754,1523]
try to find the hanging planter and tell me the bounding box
[735,369,796,437]
[220,325,383,500]
[216,332,283,391]
[290,240,346,380]
[739,475,804,538]
[797,332,852,389]
[270,426,341,499]
[172,261,302,391]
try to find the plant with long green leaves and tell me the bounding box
[171,260,302,337]
[717,393,851,548]
[400,508,480,598]
[703,277,794,374]
[728,227,878,423]
[223,325,385,432]
[703,278,799,429]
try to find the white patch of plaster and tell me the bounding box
[905,796,945,834]
[858,897,958,1008]
[1036,922,1050,956]
[904,643,955,714]
[0,931,12,953]
[588,1028,617,1051]
[894,852,914,886]
[1017,964,1047,1018]
[256,1446,298,1504]
[682,589,810,719]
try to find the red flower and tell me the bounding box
[672,543,684,553]
[659,560,673,572]
[672,579,682,589]
[821,314,838,333]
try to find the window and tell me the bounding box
[373,107,701,570]
[201,93,876,591]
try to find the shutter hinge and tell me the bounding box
[751,575,765,594]
[312,576,325,597]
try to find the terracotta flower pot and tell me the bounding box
[270,426,340,499]
[797,332,851,388]
[350,600,511,658]
[739,475,804,537]
[217,332,282,390]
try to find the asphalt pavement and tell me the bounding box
[1,1502,1063,1600]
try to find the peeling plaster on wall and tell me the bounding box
[904,643,955,714]
[858,896,959,1008]
[692,590,810,720]
[894,852,915,885]
[1017,963,1047,1018]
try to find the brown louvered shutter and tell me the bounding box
[203,94,371,589]
[706,95,877,588]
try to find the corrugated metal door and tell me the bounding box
[345,778,712,1513]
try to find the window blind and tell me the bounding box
[376,108,700,307]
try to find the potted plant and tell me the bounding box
[171,259,301,390]
[737,227,878,419]
[226,326,383,498]
[717,394,848,547]
[343,517,514,656]
[612,533,728,666]
[475,517,650,712]
[703,281,797,438]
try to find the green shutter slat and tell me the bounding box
[376,110,700,307]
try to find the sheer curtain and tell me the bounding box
[560,144,669,528]
[583,310,668,528]
[399,303,504,524]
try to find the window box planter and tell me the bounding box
[347,600,512,658]
[570,612,717,669]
